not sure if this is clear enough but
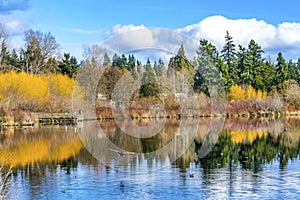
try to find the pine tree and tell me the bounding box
[9,49,21,72]
[112,53,120,67]
[287,60,299,82]
[167,44,194,90]
[275,52,289,85]
[157,58,166,76]
[262,59,276,92]
[237,45,247,85]
[140,59,160,97]
[194,39,220,95]
[58,53,79,78]
[241,39,264,90]
[128,54,138,79]
[221,31,237,87]
[103,52,111,66]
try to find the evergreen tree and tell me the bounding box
[9,49,22,72]
[237,45,247,85]
[167,44,194,90]
[140,59,160,97]
[103,52,111,66]
[153,60,159,76]
[221,31,237,87]
[120,54,128,69]
[262,59,276,92]
[58,53,79,78]
[287,60,299,82]
[241,39,265,90]
[112,53,121,67]
[128,54,138,79]
[275,52,289,85]
[297,59,300,85]
[157,58,166,76]
[194,39,220,95]
[136,60,144,80]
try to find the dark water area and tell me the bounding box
[0,117,300,199]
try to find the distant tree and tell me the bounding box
[128,54,138,79]
[103,52,111,66]
[153,60,159,75]
[237,45,247,84]
[9,49,22,72]
[241,39,265,90]
[297,59,300,85]
[22,29,59,74]
[82,44,107,71]
[45,56,59,74]
[262,59,276,92]
[194,39,220,95]
[287,60,299,83]
[140,59,160,97]
[58,53,79,78]
[156,58,166,77]
[120,54,128,69]
[112,53,120,67]
[167,44,194,92]
[0,24,10,71]
[136,60,145,79]
[221,31,237,88]
[275,52,289,86]
[97,66,129,99]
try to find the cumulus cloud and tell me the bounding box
[0,0,30,12]
[0,0,30,36]
[0,14,28,35]
[103,25,198,62]
[103,16,300,62]
[111,24,147,35]
[177,15,300,60]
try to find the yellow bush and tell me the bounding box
[229,85,245,101]
[0,71,78,111]
[229,85,266,101]
[245,85,256,99]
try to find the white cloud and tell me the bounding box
[111,24,147,35]
[96,16,300,62]
[0,13,28,36]
[103,25,198,61]
[177,15,300,60]
[107,24,156,54]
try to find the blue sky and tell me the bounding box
[1,0,300,61]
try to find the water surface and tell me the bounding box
[1,117,299,199]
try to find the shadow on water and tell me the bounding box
[0,117,299,199]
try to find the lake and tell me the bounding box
[0,117,300,199]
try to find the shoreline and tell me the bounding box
[1,110,300,127]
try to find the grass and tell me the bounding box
[0,157,12,200]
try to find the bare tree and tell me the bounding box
[0,24,9,71]
[82,44,107,71]
[22,29,60,74]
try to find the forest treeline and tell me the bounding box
[0,24,300,116]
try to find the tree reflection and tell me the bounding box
[195,117,300,173]
[0,117,299,182]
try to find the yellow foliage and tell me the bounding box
[0,138,83,167]
[229,85,266,101]
[0,71,78,111]
[229,130,268,144]
[245,85,256,99]
[229,85,245,101]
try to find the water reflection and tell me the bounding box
[0,117,299,199]
[0,126,83,167]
